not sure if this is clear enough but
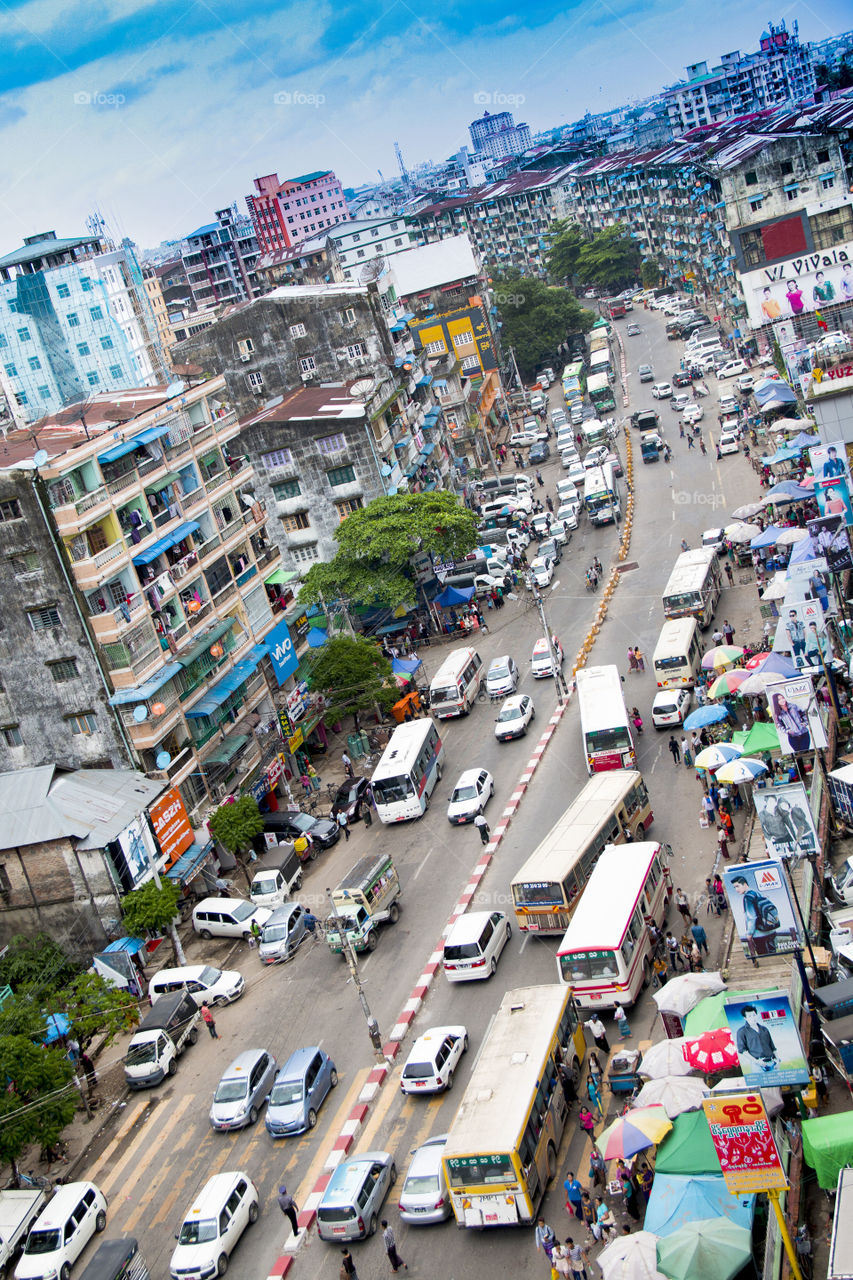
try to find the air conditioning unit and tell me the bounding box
[239,353,251,363]
[300,371,312,382]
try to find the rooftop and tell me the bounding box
[0,232,101,271]
[240,382,367,428]
[289,171,333,186]
[390,234,480,299]
[412,167,575,217]
[0,765,164,852]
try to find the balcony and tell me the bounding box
[87,592,147,643]
[70,537,129,589]
[52,485,110,534]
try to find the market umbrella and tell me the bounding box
[701,645,744,670]
[762,481,812,504]
[306,626,328,648]
[599,1231,667,1280]
[759,575,788,601]
[730,502,765,519]
[644,1173,755,1237]
[639,1037,697,1080]
[738,670,786,696]
[714,756,768,784]
[656,1219,752,1280]
[749,522,785,547]
[596,1105,673,1160]
[707,670,749,699]
[652,971,727,1018]
[694,743,742,770]
[754,650,799,678]
[683,704,729,730]
[775,526,809,545]
[722,522,759,543]
[682,1028,738,1072]
[634,1076,708,1119]
[683,989,764,1035]
[656,1112,723,1177]
[745,650,772,670]
[768,416,806,433]
[732,721,780,754]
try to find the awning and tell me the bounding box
[423,408,441,426]
[97,421,173,463]
[203,732,248,764]
[98,438,141,465]
[108,661,183,705]
[419,441,436,457]
[433,379,447,389]
[132,520,200,566]
[166,839,214,886]
[176,618,235,667]
[264,567,298,586]
[145,471,180,490]
[184,644,268,718]
[417,374,433,387]
[103,936,146,955]
[133,422,174,446]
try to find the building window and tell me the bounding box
[89,306,104,321]
[820,175,835,191]
[87,372,99,386]
[317,432,346,455]
[327,464,356,486]
[27,356,41,371]
[345,343,366,359]
[109,364,123,378]
[744,171,758,186]
[298,356,316,374]
[80,277,92,292]
[27,605,61,631]
[272,479,301,500]
[389,222,398,231]
[260,448,294,470]
[14,392,27,406]
[56,283,70,298]
[425,339,446,355]
[281,511,310,531]
[76,342,91,355]
[17,327,31,342]
[0,336,6,348]
[747,196,763,212]
[49,658,79,682]
[289,323,307,338]
[785,188,798,202]
[67,712,97,735]
[247,371,264,391]
[291,544,319,563]
[0,499,23,522]
[356,249,365,259]
[337,497,363,519]
[3,363,17,378]
[452,331,474,348]
[67,313,80,328]
[2,726,22,748]
[812,205,853,250]
[352,233,361,243]
[461,353,480,371]
[816,148,830,164]
[38,385,50,400]
[10,552,40,576]
[394,238,403,247]
[100,336,114,349]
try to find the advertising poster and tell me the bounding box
[753,781,819,859]
[815,477,853,527]
[266,618,298,686]
[741,240,853,330]
[809,440,851,486]
[765,674,828,752]
[724,991,809,1088]
[149,787,194,868]
[807,514,853,574]
[721,860,801,958]
[116,817,161,887]
[702,1092,788,1194]
[773,600,831,671]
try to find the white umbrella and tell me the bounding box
[739,669,784,695]
[775,527,808,545]
[599,1230,666,1280]
[652,970,727,1017]
[638,1037,697,1080]
[633,1075,708,1118]
[723,521,760,543]
[731,502,765,519]
[760,573,788,601]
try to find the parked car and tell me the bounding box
[485,655,519,698]
[626,323,641,336]
[530,511,553,540]
[528,442,550,465]
[717,358,749,379]
[316,1153,396,1241]
[736,373,755,394]
[400,1027,468,1095]
[210,1049,278,1131]
[494,694,536,741]
[652,381,673,399]
[192,898,271,942]
[672,370,693,388]
[682,403,704,425]
[399,1136,452,1225]
[651,687,692,729]
[264,810,339,851]
[529,556,554,587]
[537,536,562,564]
[556,502,580,527]
[509,430,537,448]
[584,445,608,467]
[170,1173,258,1280]
[561,449,580,470]
[604,451,623,477]
[549,516,574,542]
[671,391,690,412]
[566,462,586,486]
[638,364,654,382]
[331,777,371,822]
[265,1046,338,1136]
[718,430,739,455]
[447,768,494,825]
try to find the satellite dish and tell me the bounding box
[350,378,375,400]
[33,450,49,467]
[156,751,172,769]
[133,705,148,722]
[165,380,186,398]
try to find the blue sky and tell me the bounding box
[0,1,847,251]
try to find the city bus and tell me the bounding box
[662,547,722,630]
[652,616,702,688]
[510,771,653,934]
[581,418,609,449]
[428,646,483,718]
[587,371,616,414]
[589,347,614,382]
[561,360,586,403]
[371,719,445,823]
[576,664,636,774]
[583,463,621,526]
[442,985,585,1228]
[556,842,673,1008]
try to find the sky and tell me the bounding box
[0,1,848,253]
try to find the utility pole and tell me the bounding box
[526,577,569,705]
[326,888,385,1061]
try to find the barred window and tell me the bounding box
[272,479,301,500]
[317,433,346,455]
[291,544,319,563]
[281,512,310,532]
[0,500,23,522]
[2,726,22,748]
[260,448,294,470]
[67,712,97,735]
[337,498,363,520]
[327,465,356,486]
[27,606,61,631]
[49,659,79,682]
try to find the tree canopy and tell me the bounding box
[0,933,79,993]
[209,796,263,857]
[575,225,642,293]
[545,221,586,286]
[0,1037,76,1179]
[59,972,138,1052]
[641,259,662,289]
[492,270,594,380]
[121,877,186,964]
[305,635,398,727]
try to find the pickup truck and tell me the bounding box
[641,434,660,464]
[631,409,659,432]
[124,990,200,1088]
[326,852,401,955]
[0,1189,47,1273]
[249,845,303,908]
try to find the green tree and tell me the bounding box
[0,1038,76,1181]
[57,972,138,1053]
[121,878,186,965]
[0,986,46,1041]
[208,797,263,889]
[305,635,397,729]
[492,270,594,380]
[545,220,586,286]
[0,933,79,993]
[641,259,662,289]
[576,225,642,292]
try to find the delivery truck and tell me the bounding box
[249,845,302,908]
[326,852,400,955]
[123,990,200,1088]
[0,1189,47,1274]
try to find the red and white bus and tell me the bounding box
[576,665,636,774]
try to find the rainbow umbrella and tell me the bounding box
[694,743,742,770]
[707,670,749,699]
[701,645,744,671]
[682,1028,738,1072]
[714,756,768,784]
[596,1104,672,1160]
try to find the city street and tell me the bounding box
[79,305,765,1280]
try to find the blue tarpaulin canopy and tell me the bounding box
[184,645,268,718]
[132,521,200,566]
[435,584,474,607]
[108,661,183,705]
[754,379,797,406]
[392,656,423,676]
[750,523,786,548]
[103,937,146,954]
[167,840,214,886]
[789,535,817,564]
[97,421,172,464]
[793,433,820,448]
[763,481,812,503]
[762,446,802,464]
[43,1012,70,1044]
[644,1174,755,1238]
[307,626,328,648]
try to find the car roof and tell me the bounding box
[488,655,511,668]
[194,897,250,912]
[276,1045,323,1079]
[653,688,685,705]
[445,910,502,943]
[501,694,527,710]
[532,638,550,654]
[31,1182,100,1225]
[407,1027,466,1058]
[406,1135,449,1174]
[219,1049,270,1079]
[184,1172,250,1218]
[454,767,486,787]
[324,1152,391,1198]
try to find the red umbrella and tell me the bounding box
[744,651,771,671]
[682,1028,738,1072]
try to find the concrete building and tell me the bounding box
[469,110,533,161]
[246,171,350,255]
[0,231,168,427]
[142,268,178,366]
[254,235,332,290]
[328,217,416,281]
[180,207,261,309]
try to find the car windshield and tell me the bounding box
[430,685,458,705]
[214,1079,248,1103]
[289,813,314,833]
[126,1040,158,1066]
[404,1174,441,1195]
[270,1080,303,1104]
[451,785,477,803]
[498,705,522,722]
[179,1218,218,1245]
[231,901,255,921]
[199,966,219,984]
[24,1230,62,1255]
[488,663,510,679]
[402,1060,434,1079]
[262,925,291,942]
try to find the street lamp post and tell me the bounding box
[325,888,385,1061]
[526,577,569,706]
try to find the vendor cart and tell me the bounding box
[607,1048,643,1095]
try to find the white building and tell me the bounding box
[328,217,417,281]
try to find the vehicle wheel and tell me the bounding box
[489,783,494,796]
[642,960,651,990]
[295,874,303,890]
[505,922,512,940]
[188,1027,199,1044]
[60,1266,70,1280]
[389,903,400,924]
[242,930,252,941]
[546,1142,558,1182]
[368,1215,378,1238]
[309,844,318,861]
[389,1163,397,1186]
[95,1210,107,1233]
[199,928,212,941]
[330,1068,339,1087]
[307,1108,317,1129]
[423,790,430,812]
[248,1202,259,1224]
[463,1035,469,1052]
[217,1254,228,1276]
[367,933,378,952]
[436,763,443,781]
[167,1059,178,1076]
[490,958,497,976]
[249,1105,258,1125]
[531,707,536,720]
[445,1070,454,1091]
[214,996,229,1007]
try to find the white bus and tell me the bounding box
[371,719,446,823]
[576,664,636,774]
[510,771,653,934]
[662,547,722,630]
[589,346,614,381]
[583,463,621,526]
[652,616,702,688]
[428,647,483,719]
[556,842,672,1008]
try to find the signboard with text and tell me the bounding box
[266,618,298,686]
[724,991,809,1089]
[702,1092,787,1194]
[149,787,194,868]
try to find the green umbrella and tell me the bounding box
[683,989,766,1036]
[656,1218,752,1280]
[731,721,780,754]
[656,1111,721,1177]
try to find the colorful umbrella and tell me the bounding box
[600,1231,667,1280]
[732,721,780,754]
[639,1037,697,1080]
[694,744,742,770]
[744,650,772,670]
[651,971,727,1018]
[596,1105,672,1160]
[634,1076,708,1119]
[682,1029,738,1072]
[683,704,729,730]
[700,645,744,670]
[656,1218,752,1280]
[760,576,788,602]
[714,756,768,784]
[707,670,749,699]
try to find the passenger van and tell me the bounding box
[15,1183,107,1280]
[148,964,245,1007]
[170,1172,258,1280]
[442,910,512,982]
[429,648,483,719]
[192,897,271,941]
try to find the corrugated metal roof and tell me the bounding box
[0,766,164,851]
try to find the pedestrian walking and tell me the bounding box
[721,808,734,841]
[586,1074,604,1116]
[546,495,554,513]
[588,1051,603,1089]
[578,1106,596,1138]
[682,737,692,768]
[632,711,644,735]
[723,619,735,645]
[277,1186,299,1235]
[701,792,716,825]
[633,646,645,672]
[666,931,684,972]
[652,954,668,988]
[381,1220,406,1273]
[690,940,704,972]
[337,809,350,841]
[675,888,691,922]
[588,1147,607,1189]
[687,434,695,449]
[711,627,724,646]
[200,1002,219,1039]
[717,826,730,860]
[473,813,490,845]
[80,1051,97,1096]
[557,1057,578,1107]
[680,538,689,552]
[535,1217,557,1261]
[250,917,262,945]
[713,873,727,913]
[627,647,638,674]
[668,736,681,764]
[341,751,354,778]
[564,1173,584,1218]
[636,1161,654,1202]
[594,1197,616,1242]
[536,470,545,488]
[614,1005,631,1039]
[586,1015,610,1054]
[705,878,720,916]
[340,1249,359,1280]
[725,562,734,586]
[565,1238,589,1280]
[620,1172,641,1222]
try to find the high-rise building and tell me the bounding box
[180,207,261,309]
[468,110,532,161]
[246,171,350,254]
[0,231,168,426]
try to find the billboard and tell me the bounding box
[723,991,809,1088]
[808,514,853,573]
[702,1092,788,1194]
[741,240,853,330]
[266,618,298,686]
[809,440,851,486]
[721,859,801,958]
[773,600,830,672]
[149,787,194,868]
[766,674,828,752]
[115,816,161,888]
[753,781,819,860]
[814,477,853,527]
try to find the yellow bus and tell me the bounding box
[510,770,652,934]
[652,616,702,688]
[442,985,584,1228]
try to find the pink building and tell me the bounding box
[246,171,349,254]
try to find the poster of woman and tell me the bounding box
[765,675,828,754]
[815,477,853,527]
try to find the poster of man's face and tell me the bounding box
[809,440,851,485]
[807,514,853,573]
[753,781,819,859]
[724,992,809,1088]
[773,599,830,672]
[765,674,828,753]
[721,860,800,958]
[815,476,853,527]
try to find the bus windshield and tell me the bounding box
[560,950,620,982]
[513,881,563,906]
[586,727,631,753]
[446,1154,513,1188]
[665,590,702,611]
[371,774,414,804]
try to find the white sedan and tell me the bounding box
[447,768,494,825]
[717,359,749,379]
[566,462,586,486]
[556,502,580,527]
[509,431,538,448]
[652,381,674,399]
[400,1027,468,1094]
[584,445,609,467]
[529,555,555,587]
[494,693,536,741]
[682,403,704,424]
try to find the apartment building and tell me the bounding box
[328,217,416,281]
[469,110,533,161]
[247,171,350,254]
[180,207,261,309]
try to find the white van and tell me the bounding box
[192,897,271,941]
[170,1171,258,1280]
[429,648,483,719]
[442,910,512,983]
[15,1183,107,1280]
[148,964,245,1007]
